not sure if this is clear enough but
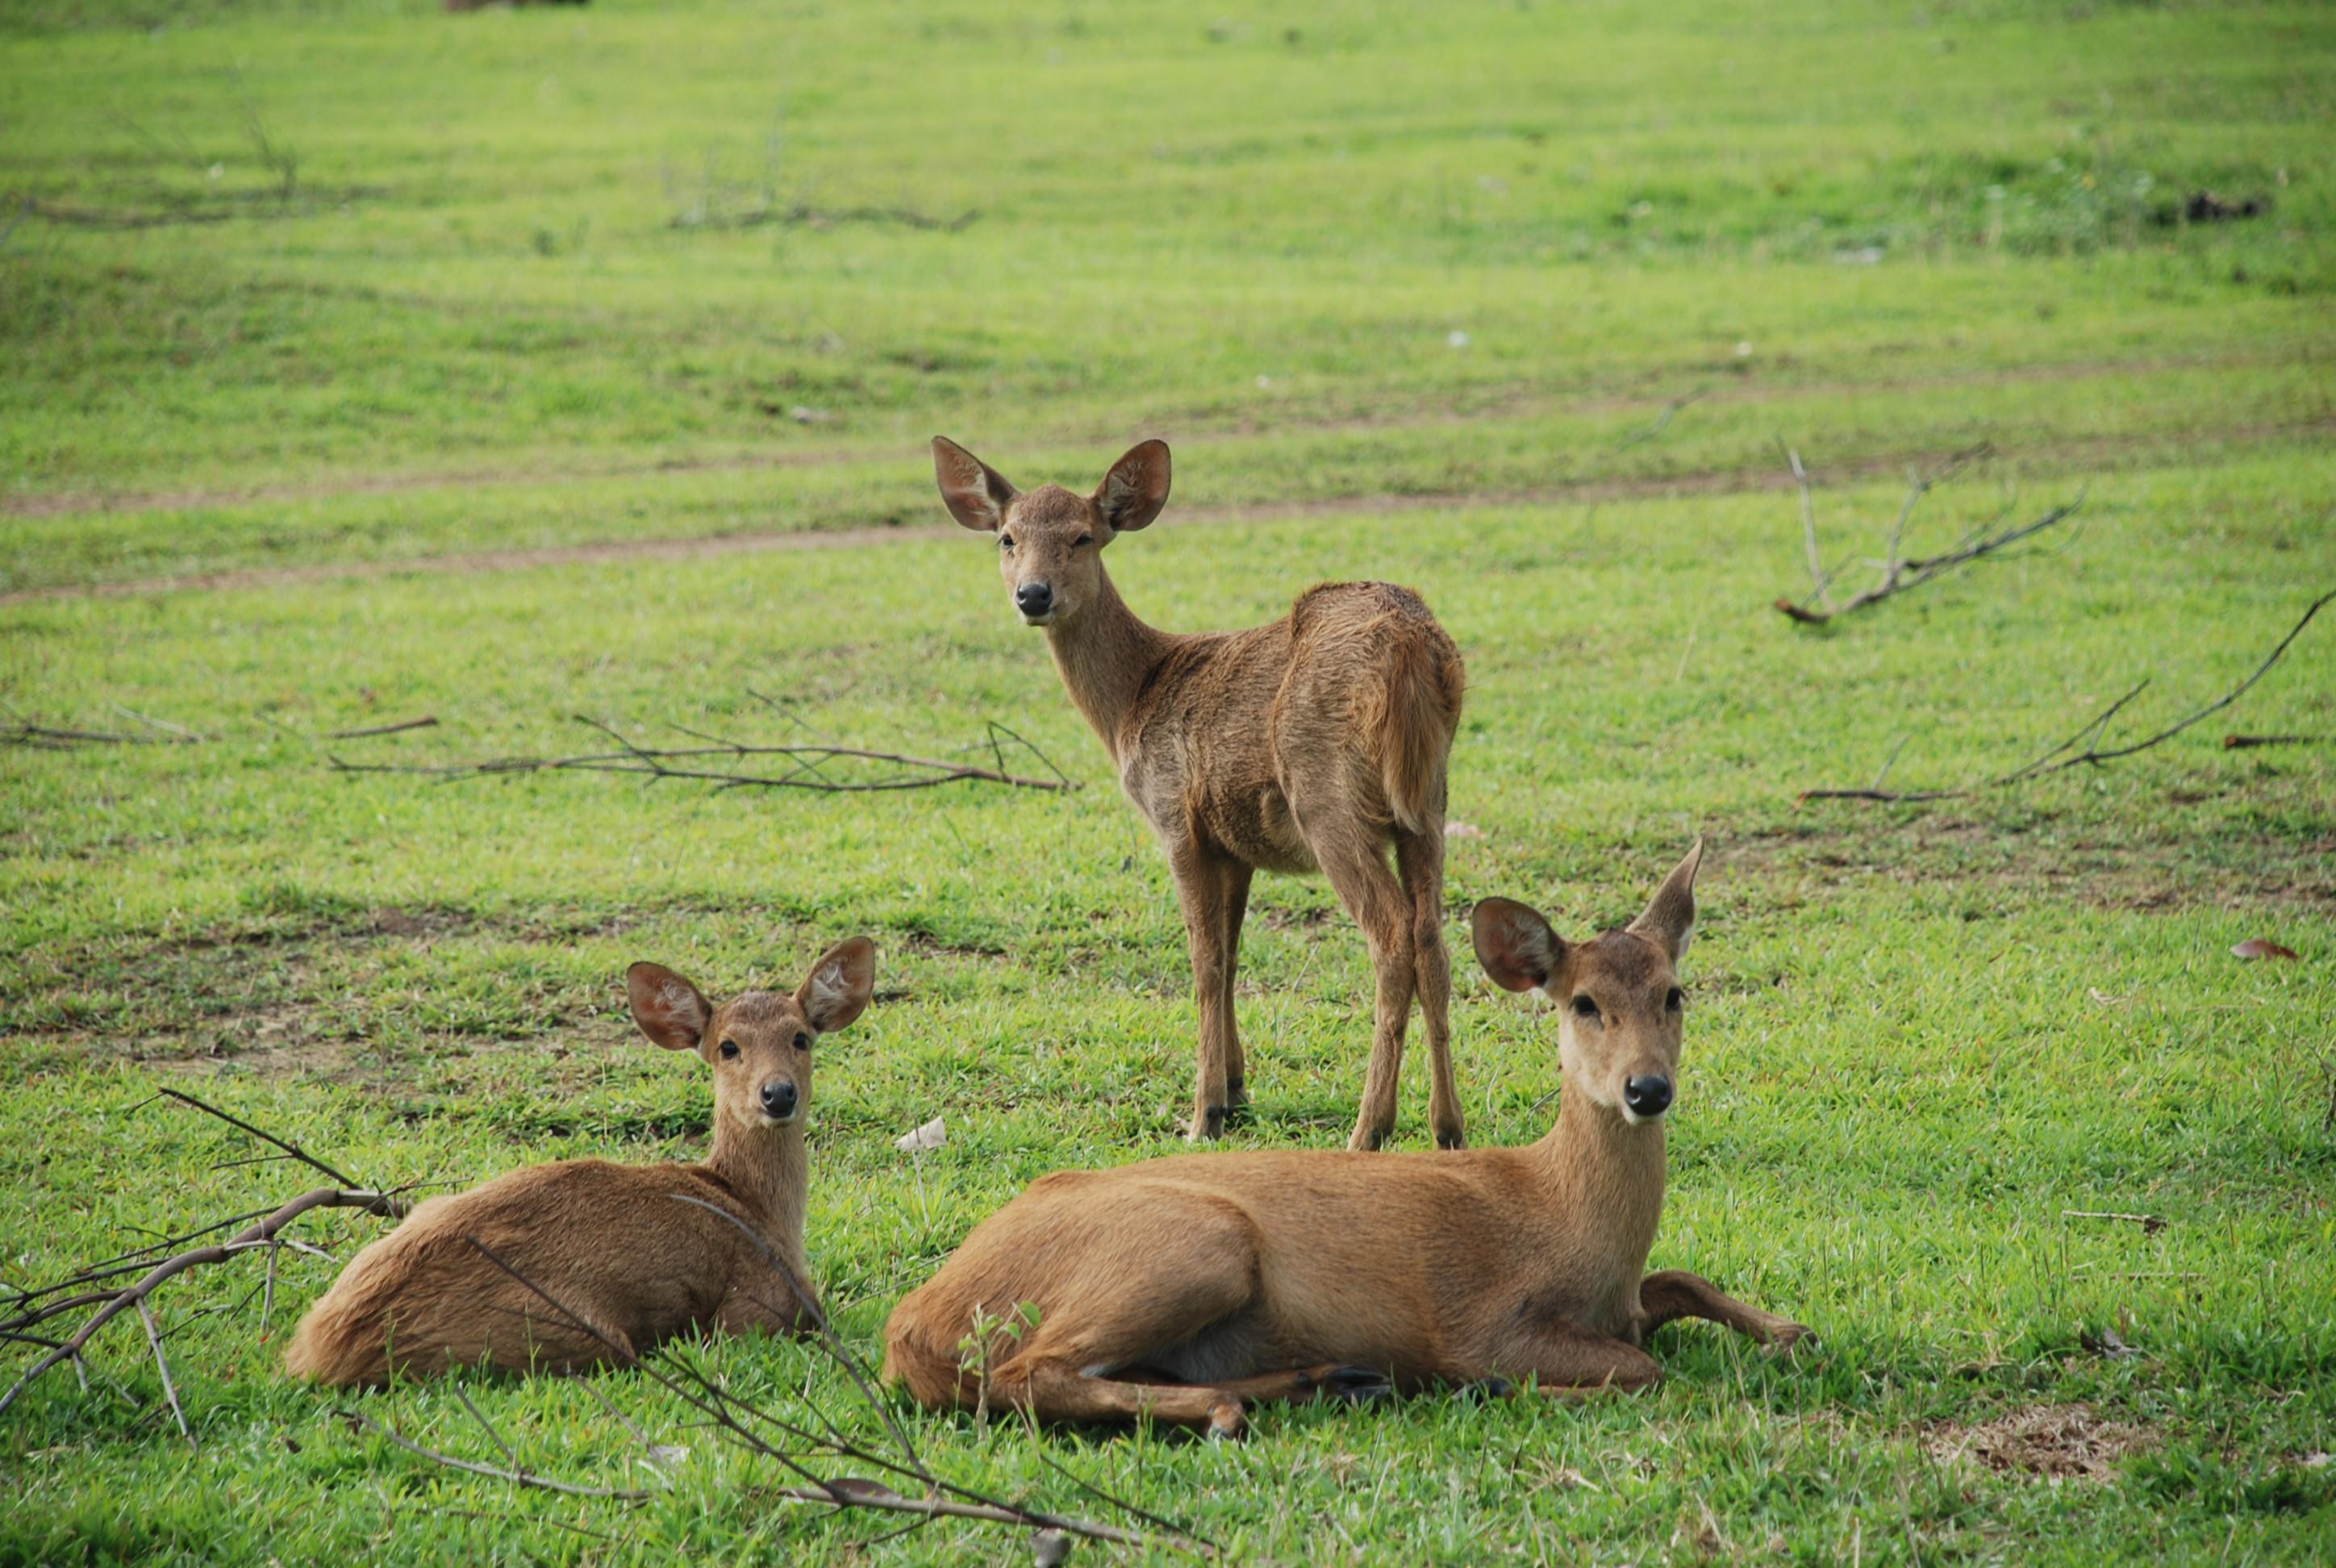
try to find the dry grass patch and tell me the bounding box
[1924,1403,2157,1482]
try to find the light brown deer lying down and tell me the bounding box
[934,436,1468,1151]
[285,940,875,1387]
[882,845,1808,1436]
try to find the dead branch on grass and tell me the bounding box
[1614,388,1708,450]
[1772,443,2083,624]
[445,1231,1212,1556]
[1800,587,2335,803]
[2223,732,2329,750]
[671,201,979,233]
[0,1093,411,1436]
[329,714,1076,794]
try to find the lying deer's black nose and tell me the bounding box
[1624,1075,1673,1117]
[1016,582,1054,616]
[761,1081,799,1120]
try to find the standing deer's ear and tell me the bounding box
[795,936,876,1037]
[1473,898,1566,996]
[627,962,713,1053]
[932,437,1018,532]
[1093,440,1171,533]
[1626,838,1704,962]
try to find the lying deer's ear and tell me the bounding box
[932,437,1018,532]
[627,962,712,1052]
[1626,838,1703,962]
[795,936,876,1036]
[1093,440,1170,533]
[1472,898,1566,995]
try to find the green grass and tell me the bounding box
[4,0,2334,1562]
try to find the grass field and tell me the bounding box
[4,0,2334,1562]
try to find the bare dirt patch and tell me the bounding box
[1923,1403,2156,1482]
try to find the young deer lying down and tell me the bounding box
[934,436,1468,1151]
[286,939,875,1387]
[882,845,1808,1436]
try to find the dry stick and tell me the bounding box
[2063,1209,2167,1233]
[327,728,1074,794]
[1783,444,1832,612]
[1800,587,2336,803]
[133,1299,190,1441]
[0,1187,408,1420]
[326,715,438,739]
[154,1086,369,1191]
[1774,444,2083,625]
[1615,387,1708,451]
[2224,732,2329,749]
[458,1236,1195,1556]
[340,1409,650,1500]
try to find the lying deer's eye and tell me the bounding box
[1666,987,1685,1011]
[999,534,1016,550]
[718,1040,740,1059]
[1570,995,1600,1020]
[793,1032,811,1052]
[1072,535,1094,548]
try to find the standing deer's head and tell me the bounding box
[1473,842,1701,1125]
[931,437,1171,629]
[624,939,877,1135]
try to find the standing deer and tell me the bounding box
[285,939,875,1387]
[882,844,1810,1436]
[933,436,1468,1151]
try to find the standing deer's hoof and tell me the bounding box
[1190,1105,1230,1141]
[1346,1124,1389,1153]
[1204,1399,1247,1441]
[1434,1127,1466,1151]
[1225,1076,1249,1109]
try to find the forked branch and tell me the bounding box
[329,715,1076,794]
[1773,443,2083,624]
[1800,588,2335,803]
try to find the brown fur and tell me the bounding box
[283,940,875,1387]
[882,845,1811,1436]
[933,437,1468,1150]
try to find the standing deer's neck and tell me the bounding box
[704,1114,809,1268]
[1531,1084,1668,1280]
[1045,566,1170,763]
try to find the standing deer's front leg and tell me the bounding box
[1637,1270,1811,1349]
[1170,837,1239,1141]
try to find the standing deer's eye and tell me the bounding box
[999,534,1015,550]
[718,1040,740,1059]
[793,1032,811,1052]
[1072,535,1094,548]
[1666,987,1685,1012]
[1571,995,1600,1020]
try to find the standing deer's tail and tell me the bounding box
[1362,603,1466,835]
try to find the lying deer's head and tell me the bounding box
[1473,842,1701,1125]
[932,437,1172,629]
[624,938,877,1133]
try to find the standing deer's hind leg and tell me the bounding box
[1637,1270,1812,1350]
[1395,824,1464,1150]
[1222,861,1254,1113]
[1309,828,1416,1151]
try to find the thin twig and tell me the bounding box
[1615,388,1708,451]
[135,1299,190,1442]
[1800,589,2334,803]
[340,1409,649,1500]
[0,1188,407,1419]
[327,715,439,739]
[2223,732,2328,749]
[2063,1209,2167,1233]
[155,1087,367,1190]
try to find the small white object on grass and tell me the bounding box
[895,1116,947,1153]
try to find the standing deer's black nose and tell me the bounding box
[1016,582,1054,618]
[761,1081,799,1120]
[1623,1075,1673,1119]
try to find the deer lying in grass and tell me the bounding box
[882,845,1809,1436]
[285,940,875,1387]
[934,436,1468,1150]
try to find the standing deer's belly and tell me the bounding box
[1200,783,1316,874]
